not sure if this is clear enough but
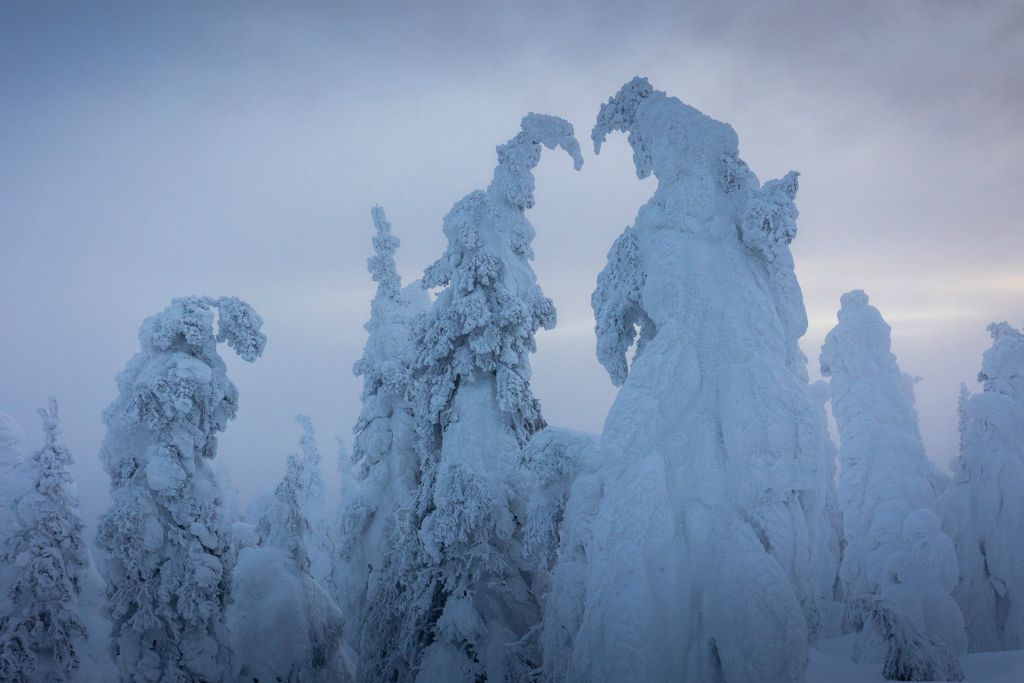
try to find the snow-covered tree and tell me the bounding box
[0,411,26,561]
[334,207,428,634]
[820,290,964,657]
[940,321,1024,651]
[237,423,347,682]
[547,77,836,682]
[293,415,335,588]
[95,296,266,682]
[0,399,90,681]
[358,113,583,682]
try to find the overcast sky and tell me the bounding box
[2,1,1022,528]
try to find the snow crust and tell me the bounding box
[549,76,838,682]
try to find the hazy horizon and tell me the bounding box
[2,0,1022,529]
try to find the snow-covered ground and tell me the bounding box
[810,635,1024,682]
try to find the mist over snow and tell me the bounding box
[1,2,1022,682]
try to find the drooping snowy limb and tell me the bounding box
[939,322,1024,651]
[820,290,965,657]
[334,208,428,653]
[849,597,964,682]
[96,296,265,682]
[358,115,582,682]
[548,77,837,682]
[0,398,90,682]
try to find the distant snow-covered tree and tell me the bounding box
[939,321,1024,651]
[0,411,26,562]
[358,113,583,683]
[0,399,90,682]
[334,207,428,638]
[238,422,347,682]
[550,77,835,682]
[820,290,965,657]
[293,415,334,588]
[95,296,266,682]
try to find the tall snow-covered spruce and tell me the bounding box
[334,207,427,637]
[820,290,965,658]
[546,77,838,682]
[940,321,1024,651]
[0,399,90,681]
[96,296,265,682]
[358,114,583,682]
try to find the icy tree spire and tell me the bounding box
[821,291,965,657]
[0,399,90,682]
[359,114,582,682]
[939,321,1024,651]
[335,209,427,644]
[368,205,402,299]
[96,296,265,682]
[293,415,334,588]
[545,78,834,682]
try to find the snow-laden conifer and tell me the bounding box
[0,399,90,682]
[334,207,427,634]
[549,77,836,682]
[235,420,347,681]
[293,415,334,588]
[820,290,965,657]
[95,296,265,682]
[358,113,582,683]
[939,321,1024,651]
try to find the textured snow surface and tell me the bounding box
[940,322,1024,652]
[549,77,839,682]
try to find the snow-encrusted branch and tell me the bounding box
[592,76,655,178]
[490,113,583,210]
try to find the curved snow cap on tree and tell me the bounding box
[368,206,402,300]
[591,77,801,385]
[142,295,267,363]
[492,113,583,210]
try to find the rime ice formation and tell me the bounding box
[358,114,582,683]
[334,207,428,638]
[550,77,836,683]
[940,322,1024,652]
[95,296,265,682]
[820,290,964,657]
[0,400,90,681]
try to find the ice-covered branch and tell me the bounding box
[592,76,655,178]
